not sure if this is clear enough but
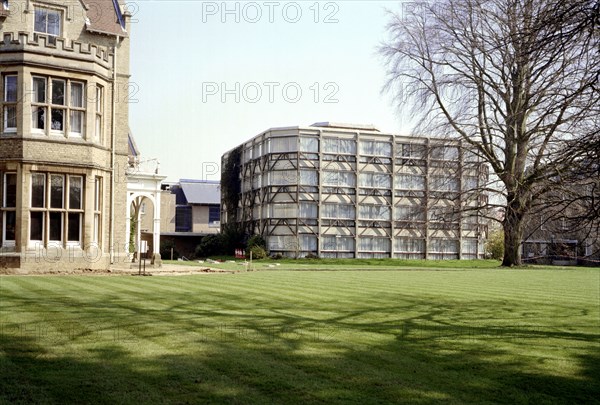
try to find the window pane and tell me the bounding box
[93,214,100,243]
[95,115,101,140]
[47,10,60,36]
[31,174,45,208]
[395,174,425,190]
[51,80,64,105]
[96,87,103,113]
[5,75,17,102]
[50,175,63,208]
[5,106,17,129]
[209,206,220,223]
[69,176,82,209]
[175,206,192,232]
[51,109,63,131]
[299,137,318,152]
[4,211,16,240]
[4,173,16,207]
[33,77,46,103]
[34,9,47,33]
[68,213,81,242]
[70,110,83,134]
[30,211,44,241]
[70,82,83,108]
[32,106,45,130]
[271,137,298,153]
[49,212,62,241]
[94,178,101,211]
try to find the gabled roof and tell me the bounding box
[128,131,140,157]
[85,0,128,37]
[179,180,221,205]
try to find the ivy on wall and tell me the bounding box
[221,146,242,224]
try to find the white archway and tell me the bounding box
[127,168,166,264]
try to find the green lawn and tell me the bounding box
[0,268,598,404]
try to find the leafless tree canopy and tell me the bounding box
[381,0,599,266]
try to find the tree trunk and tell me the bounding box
[502,198,526,267]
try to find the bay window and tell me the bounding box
[31,76,86,137]
[29,173,84,247]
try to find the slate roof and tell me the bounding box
[85,0,128,37]
[179,180,221,205]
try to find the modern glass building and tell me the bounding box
[221,123,488,259]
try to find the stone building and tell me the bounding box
[0,0,132,270]
[221,123,488,259]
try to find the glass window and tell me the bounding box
[321,236,354,251]
[209,206,220,224]
[70,110,83,135]
[2,173,17,244]
[299,170,318,186]
[394,238,425,253]
[4,211,16,241]
[30,211,44,241]
[69,82,84,136]
[358,205,391,220]
[299,137,319,153]
[50,175,64,208]
[3,75,17,131]
[31,173,46,208]
[51,79,65,105]
[32,106,45,130]
[93,177,102,245]
[69,176,82,210]
[34,7,61,37]
[397,143,426,159]
[70,82,83,108]
[270,137,298,153]
[50,109,63,131]
[322,171,356,187]
[358,237,390,252]
[321,204,355,219]
[395,205,426,221]
[175,206,192,232]
[322,138,356,154]
[33,77,46,103]
[395,174,425,190]
[360,140,392,156]
[430,175,459,192]
[95,85,103,142]
[430,146,459,160]
[299,202,317,218]
[4,75,17,102]
[359,173,391,188]
[429,239,459,253]
[3,173,16,208]
[49,212,62,241]
[31,76,85,137]
[67,213,81,242]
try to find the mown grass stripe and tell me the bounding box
[1,268,598,404]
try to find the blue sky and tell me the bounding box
[128,1,410,181]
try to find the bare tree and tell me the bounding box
[381,0,599,266]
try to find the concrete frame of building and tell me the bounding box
[221,123,488,259]
[0,1,131,271]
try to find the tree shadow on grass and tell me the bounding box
[0,288,599,404]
